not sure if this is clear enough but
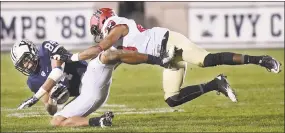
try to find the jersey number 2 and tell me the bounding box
[137,24,146,32]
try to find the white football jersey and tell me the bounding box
[101,16,169,57]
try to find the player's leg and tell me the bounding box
[51,115,89,127]
[166,31,210,67]
[165,74,237,107]
[162,65,187,100]
[163,60,237,107]
[167,31,282,73]
[202,53,282,73]
[51,111,114,127]
[51,56,114,127]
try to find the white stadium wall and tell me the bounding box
[187,2,284,49]
[0,2,118,51]
[1,2,284,51]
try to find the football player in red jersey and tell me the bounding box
[56,8,282,112]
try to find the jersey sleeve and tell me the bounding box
[104,20,117,34]
[27,77,44,94]
[40,40,62,57]
[102,16,125,38]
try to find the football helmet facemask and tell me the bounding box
[90,8,117,43]
[10,40,39,76]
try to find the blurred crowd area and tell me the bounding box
[94,1,284,39]
[96,2,190,36]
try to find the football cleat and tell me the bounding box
[259,55,282,74]
[100,111,114,119]
[99,116,113,128]
[99,111,114,128]
[215,74,237,102]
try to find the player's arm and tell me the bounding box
[70,25,128,61]
[34,49,65,98]
[43,59,64,115]
[40,92,58,115]
[100,49,165,66]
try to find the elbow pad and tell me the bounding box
[48,67,64,82]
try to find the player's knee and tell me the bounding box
[50,118,61,127]
[50,116,66,127]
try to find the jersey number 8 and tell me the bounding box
[44,43,55,52]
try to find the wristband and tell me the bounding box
[48,67,64,82]
[34,87,47,99]
[71,53,79,61]
[96,45,103,52]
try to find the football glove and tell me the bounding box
[160,45,177,68]
[50,84,70,104]
[51,46,72,62]
[17,96,39,110]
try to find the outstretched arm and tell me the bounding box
[71,25,128,61]
[100,49,166,67]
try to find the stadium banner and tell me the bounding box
[188,2,284,49]
[1,2,95,51]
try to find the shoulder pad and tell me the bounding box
[42,40,61,54]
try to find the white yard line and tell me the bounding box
[3,101,283,118]
[3,103,185,118]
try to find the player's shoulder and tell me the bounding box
[105,16,131,27]
[41,40,60,48]
[39,40,61,55]
[102,16,130,37]
[108,16,126,21]
[27,74,45,93]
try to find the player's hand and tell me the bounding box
[51,46,72,62]
[50,84,69,104]
[17,96,39,110]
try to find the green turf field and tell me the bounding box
[1,49,284,132]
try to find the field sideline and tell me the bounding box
[1,49,284,132]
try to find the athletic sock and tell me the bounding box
[146,55,162,66]
[243,55,263,64]
[166,79,217,107]
[203,52,263,67]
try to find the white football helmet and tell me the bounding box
[10,39,39,76]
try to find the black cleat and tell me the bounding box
[99,117,112,128]
[259,55,282,73]
[100,111,114,119]
[215,74,237,102]
[99,111,114,128]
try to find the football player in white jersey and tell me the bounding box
[58,8,282,108]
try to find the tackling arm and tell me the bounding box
[100,49,148,65]
[71,25,128,61]
[100,49,174,67]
